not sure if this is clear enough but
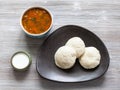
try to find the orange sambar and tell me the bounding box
[22,8,52,34]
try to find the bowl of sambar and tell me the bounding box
[20,7,53,38]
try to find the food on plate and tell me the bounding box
[22,7,52,34]
[54,46,77,69]
[79,47,101,69]
[54,36,101,70]
[65,37,85,58]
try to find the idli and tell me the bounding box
[54,46,76,69]
[79,47,101,69]
[65,37,85,58]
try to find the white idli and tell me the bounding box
[54,46,76,69]
[79,47,101,69]
[65,37,85,58]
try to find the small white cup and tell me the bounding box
[11,51,32,71]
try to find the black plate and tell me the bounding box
[36,25,110,82]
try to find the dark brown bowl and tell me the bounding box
[36,25,110,82]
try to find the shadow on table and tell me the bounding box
[24,33,47,46]
[11,65,33,81]
[37,74,105,89]
[19,29,49,46]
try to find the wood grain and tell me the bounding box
[0,0,120,89]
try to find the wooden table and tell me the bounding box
[0,0,120,89]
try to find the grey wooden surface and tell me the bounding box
[0,0,120,90]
